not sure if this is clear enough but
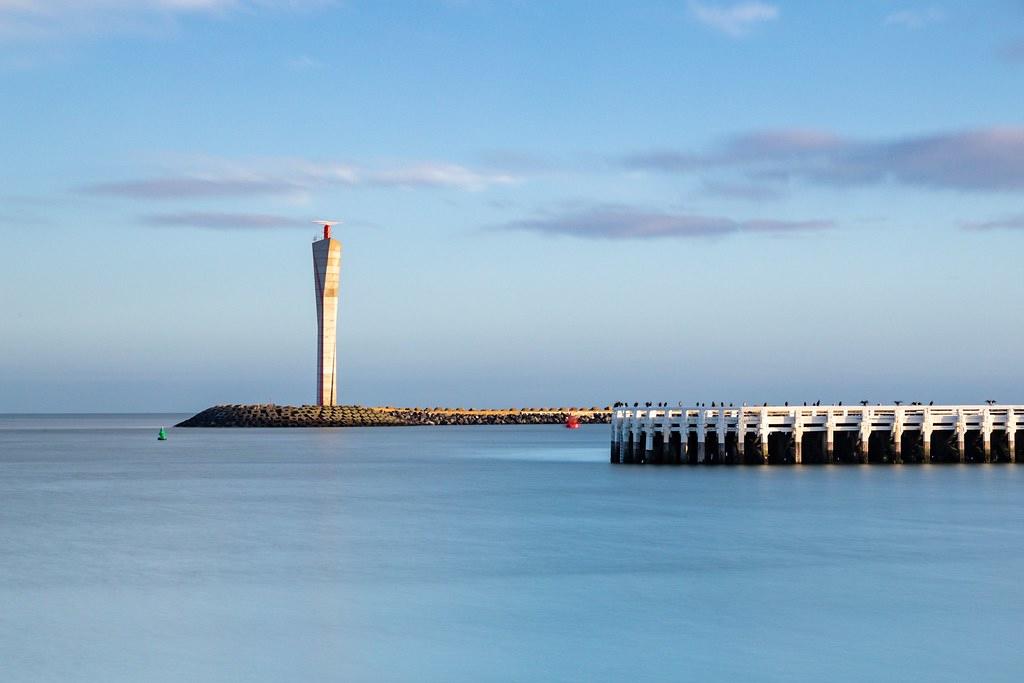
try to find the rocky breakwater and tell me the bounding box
[176,404,405,427]
[384,407,611,426]
[176,404,612,427]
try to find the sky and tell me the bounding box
[1,0,1023,412]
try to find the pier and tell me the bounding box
[611,404,1023,465]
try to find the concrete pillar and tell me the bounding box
[736,411,746,464]
[893,407,903,465]
[860,408,872,464]
[957,411,966,463]
[697,409,706,464]
[825,411,835,464]
[633,429,644,464]
[982,408,992,463]
[644,430,655,465]
[661,429,672,465]
[717,430,726,463]
[759,407,769,464]
[923,409,932,464]
[793,430,803,465]
[610,417,620,464]
[1009,409,1017,464]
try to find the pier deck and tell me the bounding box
[611,405,1023,465]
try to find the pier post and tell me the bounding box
[957,410,966,464]
[982,408,993,463]
[736,410,746,464]
[716,409,727,463]
[644,430,655,465]
[697,409,706,464]
[923,409,932,463]
[631,428,642,464]
[759,406,769,464]
[1009,409,1017,464]
[859,408,872,464]
[893,407,903,464]
[792,411,803,465]
[825,411,835,464]
[610,415,620,463]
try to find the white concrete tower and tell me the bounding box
[312,221,342,406]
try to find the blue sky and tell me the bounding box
[2,0,1023,412]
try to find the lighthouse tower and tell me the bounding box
[312,221,342,406]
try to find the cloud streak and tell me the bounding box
[884,7,945,29]
[142,211,310,229]
[998,38,1024,63]
[82,158,518,199]
[621,127,1024,192]
[0,1,329,42]
[960,215,1024,231]
[688,1,778,37]
[493,204,833,240]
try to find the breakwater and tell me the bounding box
[176,404,611,428]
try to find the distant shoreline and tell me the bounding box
[176,404,612,428]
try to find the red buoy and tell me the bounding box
[565,415,580,429]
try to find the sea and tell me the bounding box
[2,414,1023,682]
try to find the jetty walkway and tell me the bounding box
[611,404,1023,465]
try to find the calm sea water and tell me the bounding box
[2,414,1024,682]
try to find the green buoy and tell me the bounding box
[157,427,167,441]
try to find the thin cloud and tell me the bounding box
[493,204,832,240]
[85,177,303,199]
[700,180,785,201]
[286,54,322,70]
[884,7,945,29]
[143,211,309,229]
[621,127,1024,192]
[998,38,1024,63]
[688,1,779,38]
[0,1,330,42]
[367,163,516,190]
[81,159,519,200]
[960,215,1024,231]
